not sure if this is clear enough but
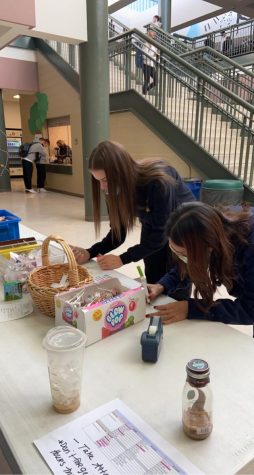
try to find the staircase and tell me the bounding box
[39,29,254,201]
[109,49,254,184]
[108,30,254,194]
[144,23,254,104]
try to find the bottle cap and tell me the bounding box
[186,358,210,380]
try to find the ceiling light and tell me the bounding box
[13,94,20,99]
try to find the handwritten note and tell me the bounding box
[34,399,204,475]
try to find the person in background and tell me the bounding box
[203,34,215,61]
[54,140,72,164]
[142,30,158,95]
[36,138,48,192]
[21,135,47,193]
[152,15,162,28]
[204,34,215,49]
[222,35,233,56]
[71,140,195,287]
[43,138,50,159]
[148,202,254,325]
[220,30,226,52]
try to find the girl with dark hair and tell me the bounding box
[148,202,254,325]
[71,140,194,284]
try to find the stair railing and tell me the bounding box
[145,23,254,102]
[173,17,254,59]
[45,29,254,188]
[108,29,254,188]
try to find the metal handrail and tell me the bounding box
[174,18,254,44]
[109,17,254,97]
[45,29,254,188]
[109,28,254,113]
[108,15,128,32]
[140,24,254,100]
[181,45,254,76]
[173,17,254,59]
[108,30,254,189]
[108,14,128,38]
[45,29,254,114]
[146,23,254,78]
[143,23,191,55]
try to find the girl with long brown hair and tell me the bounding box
[148,202,254,325]
[71,140,194,284]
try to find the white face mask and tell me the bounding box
[177,254,188,264]
[169,242,188,264]
[105,186,120,196]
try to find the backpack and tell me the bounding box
[19,142,32,158]
[19,142,40,163]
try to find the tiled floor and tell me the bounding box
[5,178,143,279]
[1,178,253,338]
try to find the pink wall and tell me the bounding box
[0,57,38,91]
[0,0,35,27]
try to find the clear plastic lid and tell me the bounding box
[43,325,87,352]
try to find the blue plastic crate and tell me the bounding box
[0,210,21,242]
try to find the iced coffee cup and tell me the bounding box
[43,326,87,414]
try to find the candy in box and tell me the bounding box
[54,276,146,346]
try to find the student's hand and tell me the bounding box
[96,254,123,270]
[151,301,188,325]
[70,246,90,265]
[147,283,164,300]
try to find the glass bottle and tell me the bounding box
[182,359,213,440]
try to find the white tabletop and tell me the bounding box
[1,225,253,474]
[1,303,254,474]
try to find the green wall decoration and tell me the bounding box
[28,92,48,135]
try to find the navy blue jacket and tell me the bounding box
[87,166,194,264]
[159,219,254,325]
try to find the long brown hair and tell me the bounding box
[165,202,251,312]
[89,140,175,239]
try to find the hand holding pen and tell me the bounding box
[137,266,150,304]
[147,283,164,300]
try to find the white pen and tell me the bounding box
[137,266,150,304]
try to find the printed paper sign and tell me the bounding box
[34,399,204,475]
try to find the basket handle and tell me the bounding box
[41,234,79,287]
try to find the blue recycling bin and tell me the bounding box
[184,178,202,200]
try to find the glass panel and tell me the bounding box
[47,117,72,168]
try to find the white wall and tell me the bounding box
[172,0,221,29]
[4,100,22,129]
[113,0,222,31]
[31,0,87,43]
[0,46,36,61]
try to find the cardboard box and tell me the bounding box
[55,273,146,346]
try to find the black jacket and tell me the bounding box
[87,166,194,264]
[159,219,254,325]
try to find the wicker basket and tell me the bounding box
[27,235,93,318]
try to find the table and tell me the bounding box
[1,225,254,474]
[1,301,254,474]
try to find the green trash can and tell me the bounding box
[201,179,244,206]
